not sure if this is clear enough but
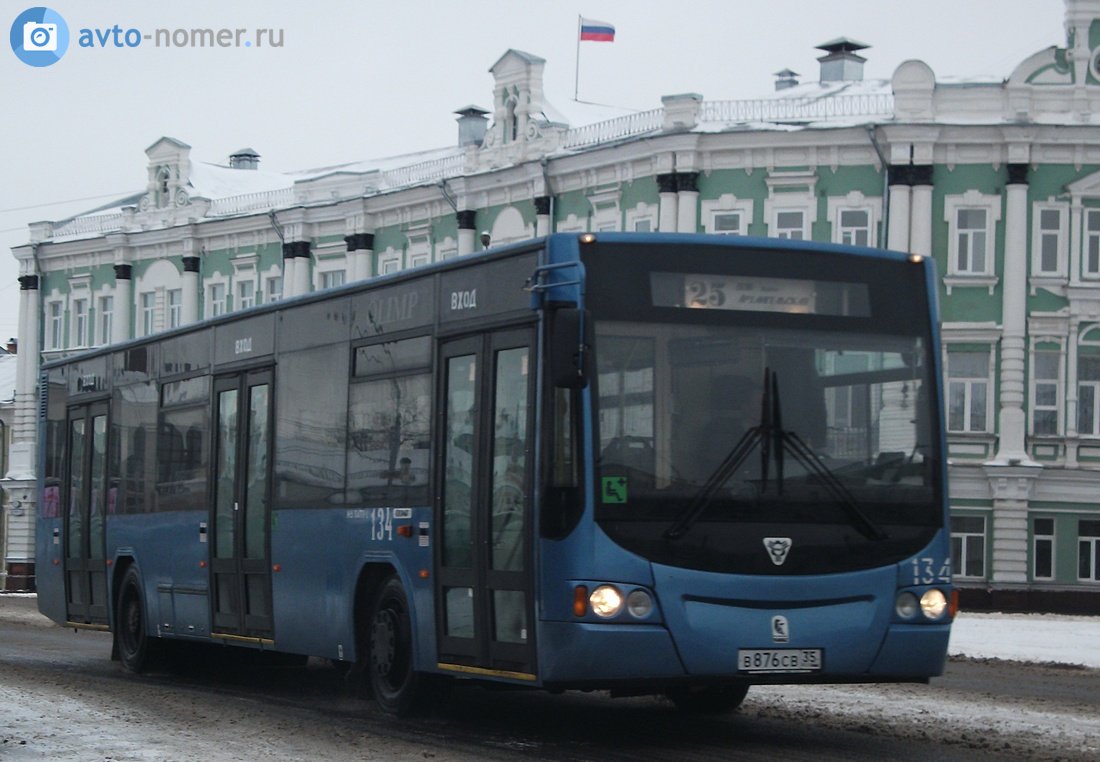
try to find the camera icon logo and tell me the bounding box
[24,21,57,51]
[10,7,68,66]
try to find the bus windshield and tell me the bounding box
[584,243,942,575]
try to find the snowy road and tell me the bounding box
[1,595,1097,761]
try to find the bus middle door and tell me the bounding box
[210,369,274,641]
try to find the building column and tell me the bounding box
[292,241,312,296]
[535,196,552,237]
[887,166,911,252]
[112,265,132,343]
[457,210,477,256]
[909,166,933,259]
[992,165,1033,465]
[345,233,374,281]
[1066,318,1081,467]
[657,173,678,233]
[1069,198,1083,286]
[282,243,298,298]
[983,465,1039,587]
[181,256,200,324]
[4,275,41,590]
[676,172,699,233]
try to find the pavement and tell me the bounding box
[0,593,54,628]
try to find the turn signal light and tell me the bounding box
[573,585,588,617]
[948,589,960,619]
[396,525,414,538]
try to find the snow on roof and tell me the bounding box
[289,145,464,183]
[187,161,293,199]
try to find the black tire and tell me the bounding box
[367,575,427,715]
[115,566,154,673]
[665,684,749,714]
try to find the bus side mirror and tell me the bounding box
[551,308,591,389]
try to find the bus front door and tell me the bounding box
[436,329,536,680]
[64,402,110,626]
[211,369,274,640]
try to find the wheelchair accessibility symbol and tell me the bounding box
[601,476,628,504]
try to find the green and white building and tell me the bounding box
[7,0,1100,609]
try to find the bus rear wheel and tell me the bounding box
[368,575,427,715]
[665,684,749,714]
[115,566,153,673]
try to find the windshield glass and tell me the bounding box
[593,320,941,574]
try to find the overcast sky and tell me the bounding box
[0,0,1066,344]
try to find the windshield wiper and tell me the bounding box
[664,369,889,542]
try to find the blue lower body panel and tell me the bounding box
[868,624,950,677]
[538,621,685,684]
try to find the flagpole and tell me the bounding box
[574,14,581,101]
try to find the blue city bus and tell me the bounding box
[37,232,955,714]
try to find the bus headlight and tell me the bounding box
[626,589,653,618]
[589,585,623,618]
[920,589,948,620]
[895,591,919,619]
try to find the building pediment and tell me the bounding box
[1067,167,1100,196]
[489,49,545,77]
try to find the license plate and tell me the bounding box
[737,648,823,674]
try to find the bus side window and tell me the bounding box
[541,387,583,539]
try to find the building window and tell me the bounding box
[320,270,346,289]
[167,289,182,328]
[951,515,986,579]
[774,210,805,240]
[713,212,743,235]
[1032,350,1061,435]
[837,209,871,247]
[702,195,754,236]
[1086,210,1100,278]
[1033,518,1055,580]
[1033,205,1066,277]
[140,291,156,337]
[47,301,63,350]
[208,283,226,317]
[1078,356,1100,435]
[237,280,255,310]
[265,276,282,303]
[380,256,401,275]
[1079,519,1100,582]
[946,351,990,433]
[72,298,89,347]
[97,296,113,345]
[625,202,657,233]
[945,192,1000,278]
[955,209,989,274]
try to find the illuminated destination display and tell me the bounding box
[650,272,870,317]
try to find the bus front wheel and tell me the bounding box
[115,566,153,673]
[368,575,426,715]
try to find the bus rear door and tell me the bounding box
[436,329,536,680]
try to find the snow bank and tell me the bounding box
[948,611,1100,668]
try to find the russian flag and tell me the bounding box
[579,17,615,42]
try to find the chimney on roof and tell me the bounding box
[455,106,489,147]
[774,68,800,91]
[229,148,260,170]
[816,38,869,83]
